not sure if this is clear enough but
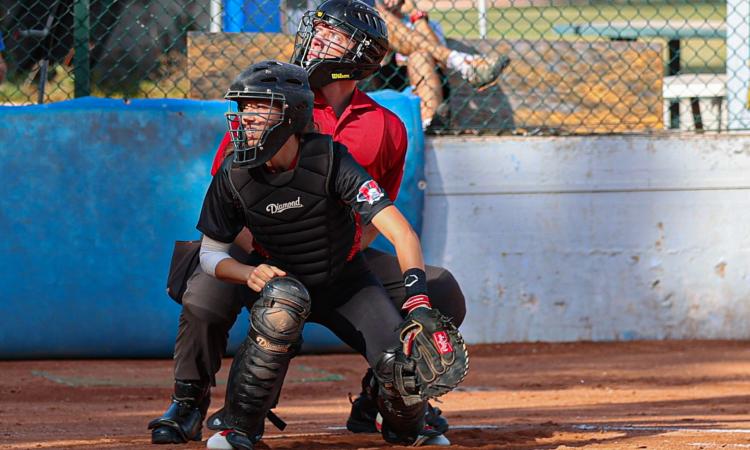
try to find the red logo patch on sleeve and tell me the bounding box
[432,331,454,354]
[356,179,384,205]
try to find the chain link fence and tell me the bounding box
[0,0,746,134]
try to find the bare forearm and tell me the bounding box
[233,227,254,254]
[371,205,425,271]
[390,227,425,272]
[214,257,254,284]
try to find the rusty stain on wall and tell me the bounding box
[715,261,727,278]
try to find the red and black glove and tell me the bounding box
[396,268,469,401]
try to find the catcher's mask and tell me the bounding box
[224,60,314,168]
[291,0,388,88]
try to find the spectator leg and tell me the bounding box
[375,5,451,65]
[407,51,443,125]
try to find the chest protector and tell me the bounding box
[228,133,357,287]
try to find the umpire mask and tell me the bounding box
[225,60,314,168]
[292,0,389,88]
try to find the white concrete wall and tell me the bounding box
[422,134,750,343]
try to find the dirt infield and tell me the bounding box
[3,341,750,449]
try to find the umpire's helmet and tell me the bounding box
[291,0,389,88]
[224,60,314,167]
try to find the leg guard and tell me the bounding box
[147,380,210,444]
[373,348,428,445]
[215,277,311,439]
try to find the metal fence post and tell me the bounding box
[73,0,91,98]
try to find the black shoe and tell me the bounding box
[148,380,210,444]
[346,391,379,433]
[346,370,450,434]
[346,369,379,433]
[426,403,449,434]
[377,412,451,446]
[346,394,450,435]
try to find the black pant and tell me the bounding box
[174,247,466,384]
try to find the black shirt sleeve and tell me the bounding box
[333,142,393,224]
[196,167,245,243]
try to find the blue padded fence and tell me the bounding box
[0,91,423,358]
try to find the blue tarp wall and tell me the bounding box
[223,0,281,32]
[0,91,424,358]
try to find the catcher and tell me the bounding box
[197,60,468,449]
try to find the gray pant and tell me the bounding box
[173,247,466,384]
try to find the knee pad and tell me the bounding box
[372,349,426,444]
[249,276,311,354]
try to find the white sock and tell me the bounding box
[446,50,475,79]
[422,117,432,130]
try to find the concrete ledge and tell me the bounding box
[422,134,750,343]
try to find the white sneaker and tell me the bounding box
[414,432,451,446]
[206,430,233,450]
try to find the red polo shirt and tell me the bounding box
[210,88,407,201]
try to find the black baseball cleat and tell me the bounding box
[346,392,449,434]
[376,413,451,447]
[148,380,210,444]
[425,403,449,434]
[345,369,379,433]
[346,390,379,433]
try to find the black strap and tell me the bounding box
[266,410,287,431]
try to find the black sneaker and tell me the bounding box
[346,392,450,435]
[346,391,379,433]
[376,412,451,446]
[346,369,450,435]
[426,403,449,434]
[346,369,379,433]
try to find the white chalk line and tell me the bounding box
[688,444,750,448]
[262,425,498,440]
[325,424,498,431]
[573,424,750,434]
[265,424,750,440]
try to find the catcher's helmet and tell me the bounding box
[291,0,389,88]
[224,60,314,167]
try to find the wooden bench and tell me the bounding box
[187,32,664,133]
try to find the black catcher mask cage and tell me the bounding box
[225,60,314,167]
[292,0,389,88]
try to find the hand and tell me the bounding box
[246,264,286,292]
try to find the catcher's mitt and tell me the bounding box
[396,307,469,402]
